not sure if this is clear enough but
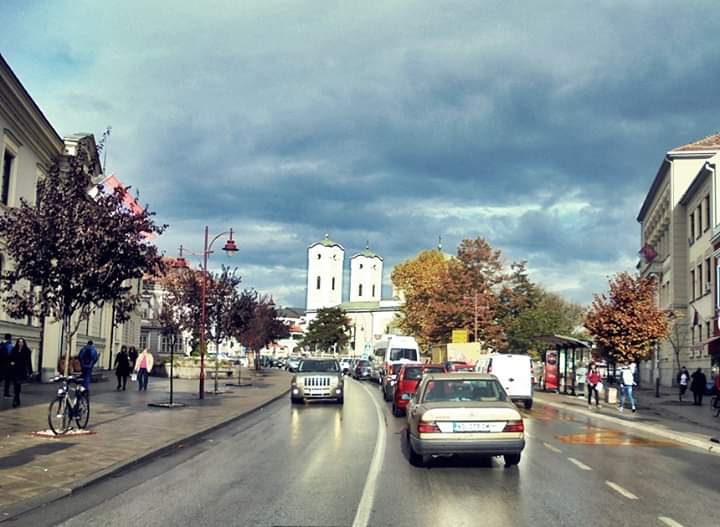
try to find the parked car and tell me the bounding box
[392,363,446,416]
[287,356,301,372]
[339,357,353,375]
[475,354,534,409]
[353,359,372,380]
[290,358,344,405]
[405,373,525,467]
[382,362,408,401]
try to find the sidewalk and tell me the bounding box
[0,368,290,520]
[534,386,720,454]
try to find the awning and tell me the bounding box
[705,336,720,356]
[535,335,591,349]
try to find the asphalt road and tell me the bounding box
[12,377,720,527]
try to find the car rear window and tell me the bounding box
[404,367,423,380]
[357,360,369,367]
[389,348,418,361]
[422,379,507,403]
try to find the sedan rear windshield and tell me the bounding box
[356,360,369,367]
[389,348,418,361]
[422,379,507,403]
[404,366,444,380]
[299,360,339,372]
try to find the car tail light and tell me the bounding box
[503,420,524,433]
[418,421,441,433]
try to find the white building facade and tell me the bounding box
[349,247,383,302]
[306,235,344,311]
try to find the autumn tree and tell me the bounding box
[301,307,352,353]
[584,272,669,363]
[0,138,165,377]
[235,293,290,369]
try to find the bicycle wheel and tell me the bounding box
[75,393,90,429]
[48,397,71,435]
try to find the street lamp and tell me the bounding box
[175,226,238,400]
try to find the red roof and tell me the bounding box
[672,133,720,152]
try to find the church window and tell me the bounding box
[372,285,376,297]
[332,277,335,290]
[317,253,321,259]
[359,284,363,297]
[359,263,363,269]
[316,276,321,289]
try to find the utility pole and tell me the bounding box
[473,290,478,343]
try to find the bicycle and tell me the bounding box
[48,375,90,435]
[711,394,720,418]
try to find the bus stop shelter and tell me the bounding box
[536,335,592,396]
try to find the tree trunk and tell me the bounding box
[62,314,72,377]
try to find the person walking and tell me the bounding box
[78,340,98,393]
[128,346,139,371]
[1,333,13,398]
[134,348,154,391]
[677,366,690,402]
[690,368,707,406]
[7,338,33,407]
[114,345,131,391]
[618,363,637,413]
[586,363,602,409]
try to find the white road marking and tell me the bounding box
[352,381,387,527]
[605,480,638,500]
[658,517,684,527]
[524,431,534,439]
[567,457,592,471]
[543,442,562,453]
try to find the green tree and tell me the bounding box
[0,138,165,376]
[301,307,352,353]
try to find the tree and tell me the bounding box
[236,293,290,369]
[666,310,689,373]
[0,139,165,376]
[301,307,352,353]
[584,272,669,363]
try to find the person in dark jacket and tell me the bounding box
[1,333,13,398]
[690,368,707,406]
[78,340,98,392]
[114,345,131,391]
[128,346,139,371]
[8,338,33,407]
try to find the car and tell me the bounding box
[391,363,446,416]
[475,354,534,409]
[405,373,525,467]
[290,358,344,404]
[445,361,475,372]
[287,356,301,372]
[339,357,353,375]
[381,362,407,401]
[353,359,372,380]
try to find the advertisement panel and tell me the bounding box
[544,350,558,391]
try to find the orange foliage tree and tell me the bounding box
[584,272,669,363]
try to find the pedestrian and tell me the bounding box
[586,363,602,409]
[1,333,12,398]
[78,340,98,393]
[677,366,690,402]
[128,346,139,371]
[7,338,33,407]
[114,345,131,391]
[133,348,154,391]
[618,363,637,413]
[690,368,707,406]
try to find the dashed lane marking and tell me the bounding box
[351,381,387,527]
[658,517,684,527]
[543,442,562,453]
[567,457,592,471]
[605,480,638,500]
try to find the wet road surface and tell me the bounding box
[13,378,720,527]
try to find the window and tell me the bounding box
[139,333,148,350]
[691,326,695,345]
[317,253,321,259]
[705,195,711,231]
[316,276,321,290]
[331,277,335,290]
[1,150,14,206]
[689,212,695,243]
[691,269,696,300]
[359,263,363,269]
[707,321,712,340]
[696,205,702,239]
[358,284,363,297]
[706,257,712,292]
[698,264,702,296]
[372,284,376,297]
[699,324,703,341]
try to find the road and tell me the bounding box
[13,377,719,527]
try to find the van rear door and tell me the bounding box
[493,355,532,399]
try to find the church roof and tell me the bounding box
[308,233,344,250]
[351,243,383,260]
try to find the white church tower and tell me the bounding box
[350,244,383,303]
[306,234,344,311]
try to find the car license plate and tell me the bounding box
[453,422,504,433]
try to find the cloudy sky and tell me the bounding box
[2,1,719,308]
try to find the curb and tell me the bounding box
[535,395,720,456]
[0,386,290,523]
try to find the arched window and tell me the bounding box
[332,277,335,290]
[359,284,363,297]
[316,276,321,290]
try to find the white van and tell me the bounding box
[373,336,420,396]
[475,353,534,409]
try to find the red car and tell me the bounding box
[392,363,446,416]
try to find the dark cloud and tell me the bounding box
[2,1,718,306]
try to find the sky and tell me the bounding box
[2,0,720,308]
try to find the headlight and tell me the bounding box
[57,388,65,397]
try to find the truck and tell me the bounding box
[431,342,486,368]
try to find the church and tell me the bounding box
[305,234,403,355]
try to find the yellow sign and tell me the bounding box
[451,329,469,344]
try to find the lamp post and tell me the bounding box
[175,226,238,400]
